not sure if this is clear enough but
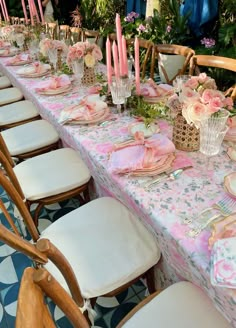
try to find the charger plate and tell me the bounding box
[224,172,236,198]
[37,85,72,95]
[208,214,236,249]
[8,59,32,66]
[67,107,110,125]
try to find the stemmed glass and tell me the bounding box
[71,58,84,85]
[110,78,126,116]
[48,48,58,72]
[15,33,25,52]
[173,75,191,93]
[29,39,39,61]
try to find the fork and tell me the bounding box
[186,196,236,237]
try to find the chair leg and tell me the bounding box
[146,267,156,294]
[83,187,90,203]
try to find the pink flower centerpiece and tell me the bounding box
[167,73,233,129]
[66,41,103,69]
[39,38,68,57]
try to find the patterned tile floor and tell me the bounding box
[0,186,147,327]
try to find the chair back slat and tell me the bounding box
[189,55,236,100]
[16,267,56,328]
[36,238,84,307]
[0,133,15,167]
[0,170,40,241]
[34,268,90,327]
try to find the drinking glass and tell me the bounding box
[173,75,191,92]
[71,58,84,85]
[200,109,230,156]
[29,39,39,61]
[110,78,126,115]
[15,33,25,52]
[48,48,58,72]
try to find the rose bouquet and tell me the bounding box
[167,73,234,128]
[39,38,68,57]
[66,41,103,69]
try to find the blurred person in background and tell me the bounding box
[42,0,59,22]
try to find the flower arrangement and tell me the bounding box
[66,41,103,68]
[39,38,68,57]
[167,73,234,128]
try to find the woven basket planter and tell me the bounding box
[81,65,96,86]
[172,114,200,151]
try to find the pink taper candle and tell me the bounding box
[115,13,124,76]
[21,0,28,24]
[37,0,45,24]
[0,1,6,21]
[2,0,9,21]
[31,0,40,23]
[112,41,120,80]
[122,35,128,76]
[134,37,140,95]
[28,0,34,25]
[106,38,112,85]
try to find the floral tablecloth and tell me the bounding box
[0,58,235,326]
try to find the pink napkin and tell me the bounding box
[0,48,11,56]
[32,62,46,74]
[35,74,71,92]
[141,79,173,98]
[0,40,10,48]
[109,133,175,174]
[6,54,30,65]
[59,97,107,123]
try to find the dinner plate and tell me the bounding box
[17,64,51,77]
[37,85,72,95]
[128,122,159,138]
[68,107,110,125]
[8,59,32,66]
[0,51,17,57]
[224,172,236,198]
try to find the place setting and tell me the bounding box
[34,74,72,96]
[6,53,32,66]
[0,46,18,57]
[16,62,51,78]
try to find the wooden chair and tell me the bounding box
[0,169,161,320]
[189,55,236,100]
[0,76,11,89]
[82,29,100,44]
[0,87,24,106]
[109,35,154,80]
[47,22,57,40]
[70,27,83,44]
[153,44,195,84]
[0,146,91,225]
[16,267,89,328]
[59,24,70,41]
[0,100,40,130]
[117,281,231,327]
[0,119,60,161]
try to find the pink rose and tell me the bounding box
[223,97,233,110]
[208,97,223,113]
[179,87,200,103]
[182,102,209,128]
[185,77,198,90]
[92,47,103,61]
[198,72,208,84]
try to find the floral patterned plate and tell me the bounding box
[128,122,160,138]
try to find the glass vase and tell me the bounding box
[200,109,229,156]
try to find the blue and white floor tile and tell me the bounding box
[0,189,147,327]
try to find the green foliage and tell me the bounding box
[128,95,169,126]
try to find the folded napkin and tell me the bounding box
[0,48,11,56]
[0,40,10,48]
[109,132,175,174]
[6,53,31,65]
[59,97,108,124]
[141,79,173,98]
[18,62,50,75]
[35,74,71,92]
[211,237,236,289]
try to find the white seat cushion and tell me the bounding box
[0,100,39,125]
[2,120,59,156]
[0,76,11,89]
[41,197,161,299]
[122,281,231,328]
[0,87,23,105]
[14,148,91,200]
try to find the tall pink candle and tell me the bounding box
[134,37,140,95]
[31,0,40,23]
[106,38,112,85]
[115,13,124,76]
[122,36,128,76]
[28,0,34,25]
[2,0,9,21]
[112,41,120,80]
[21,0,28,24]
[0,1,6,21]
[37,0,45,24]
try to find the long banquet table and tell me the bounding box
[0,58,235,326]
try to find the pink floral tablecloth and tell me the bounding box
[1,58,235,326]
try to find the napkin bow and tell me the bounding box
[141,79,173,98]
[35,74,71,92]
[6,53,30,65]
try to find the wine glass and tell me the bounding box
[48,48,58,72]
[15,33,25,52]
[71,58,84,85]
[110,78,126,116]
[29,39,39,61]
